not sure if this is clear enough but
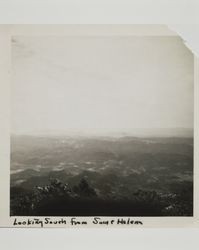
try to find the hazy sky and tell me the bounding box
[11,36,193,135]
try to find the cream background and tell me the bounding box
[0,0,198,248]
[0,25,198,228]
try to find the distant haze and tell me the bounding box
[11,36,193,137]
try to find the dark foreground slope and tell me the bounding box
[10,135,193,216]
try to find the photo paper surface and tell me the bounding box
[0,25,198,227]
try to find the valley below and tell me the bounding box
[10,135,193,216]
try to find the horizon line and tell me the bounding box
[10,127,193,138]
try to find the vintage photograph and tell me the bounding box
[10,35,193,217]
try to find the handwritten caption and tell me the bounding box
[13,217,143,228]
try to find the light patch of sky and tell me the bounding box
[11,36,193,136]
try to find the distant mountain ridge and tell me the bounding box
[12,127,193,138]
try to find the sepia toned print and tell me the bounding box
[10,35,193,217]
